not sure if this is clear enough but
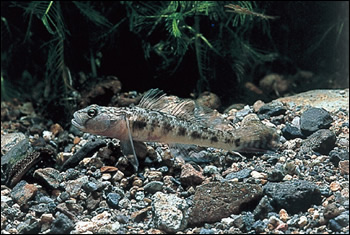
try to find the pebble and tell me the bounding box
[50,213,74,234]
[300,107,333,136]
[298,215,308,228]
[144,181,164,194]
[10,180,38,207]
[151,192,189,233]
[282,123,304,140]
[1,89,349,234]
[263,180,322,214]
[106,193,121,209]
[300,129,336,155]
[330,181,341,191]
[339,160,349,175]
[180,163,205,187]
[189,181,262,225]
[279,209,289,222]
[33,168,63,189]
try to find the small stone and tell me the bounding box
[33,167,63,189]
[73,137,81,145]
[144,181,164,194]
[279,209,289,222]
[329,149,349,167]
[11,180,38,206]
[40,213,54,224]
[330,181,341,191]
[131,206,152,222]
[298,215,308,228]
[152,192,189,233]
[263,180,322,214]
[324,203,342,219]
[251,171,267,179]
[189,181,262,225]
[300,107,333,136]
[253,100,265,113]
[133,178,143,187]
[101,173,111,181]
[225,168,252,180]
[282,123,304,140]
[50,213,74,234]
[112,170,124,182]
[106,193,121,209]
[282,174,293,181]
[301,129,336,155]
[339,160,349,175]
[180,163,205,187]
[147,171,163,181]
[50,123,63,136]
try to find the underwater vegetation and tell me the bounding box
[1,1,348,122]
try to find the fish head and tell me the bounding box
[71,104,127,138]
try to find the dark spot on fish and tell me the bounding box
[210,136,218,143]
[162,121,173,134]
[235,138,241,147]
[133,120,147,130]
[178,127,186,136]
[191,131,201,139]
[224,138,232,144]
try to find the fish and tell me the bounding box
[71,89,279,171]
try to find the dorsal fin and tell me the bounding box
[138,89,233,130]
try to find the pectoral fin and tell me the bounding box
[120,118,139,172]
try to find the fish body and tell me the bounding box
[72,89,279,170]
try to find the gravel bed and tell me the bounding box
[1,90,349,234]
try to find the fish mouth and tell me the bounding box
[71,113,85,131]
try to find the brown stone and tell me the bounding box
[180,163,205,187]
[339,160,349,175]
[188,181,262,225]
[10,180,38,206]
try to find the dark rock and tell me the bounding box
[50,213,74,234]
[263,180,322,214]
[282,123,304,140]
[300,107,333,136]
[65,168,80,180]
[258,101,287,117]
[144,181,164,194]
[59,139,106,171]
[82,182,98,193]
[225,168,252,181]
[57,191,70,202]
[253,195,275,220]
[334,211,349,227]
[300,129,336,155]
[329,219,343,232]
[252,219,269,233]
[324,203,342,219]
[106,193,121,209]
[114,214,129,224]
[30,203,49,215]
[18,221,40,234]
[329,149,349,167]
[86,192,101,211]
[189,181,263,225]
[33,167,63,189]
[267,169,285,182]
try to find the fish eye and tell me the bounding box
[87,108,98,117]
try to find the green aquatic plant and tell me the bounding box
[122,1,278,93]
[1,1,277,115]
